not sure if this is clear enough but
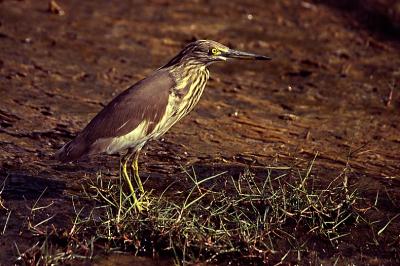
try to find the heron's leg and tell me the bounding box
[121,149,140,206]
[131,149,145,194]
[121,149,132,173]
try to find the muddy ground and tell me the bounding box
[0,0,399,265]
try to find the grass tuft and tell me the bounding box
[15,159,395,264]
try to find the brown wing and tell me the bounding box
[56,69,174,162]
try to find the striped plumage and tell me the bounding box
[55,40,270,210]
[168,63,210,124]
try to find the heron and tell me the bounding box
[56,40,270,211]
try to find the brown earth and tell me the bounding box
[0,0,399,265]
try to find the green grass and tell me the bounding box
[14,157,398,265]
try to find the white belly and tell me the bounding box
[106,120,150,154]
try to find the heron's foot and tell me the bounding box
[133,189,153,212]
[125,185,153,213]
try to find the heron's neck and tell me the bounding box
[167,62,210,120]
[170,62,210,91]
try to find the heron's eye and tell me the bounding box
[211,48,220,55]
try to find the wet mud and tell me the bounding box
[1,0,400,264]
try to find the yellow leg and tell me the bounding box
[131,150,152,210]
[120,150,143,212]
[131,151,144,194]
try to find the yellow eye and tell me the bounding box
[211,48,219,55]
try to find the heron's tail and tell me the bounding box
[55,138,88,163]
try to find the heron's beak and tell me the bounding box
[224,49,271,60]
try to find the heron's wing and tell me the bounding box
[56,69,174,162]
[83,69,173,141]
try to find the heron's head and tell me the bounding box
[164,40,271,67]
